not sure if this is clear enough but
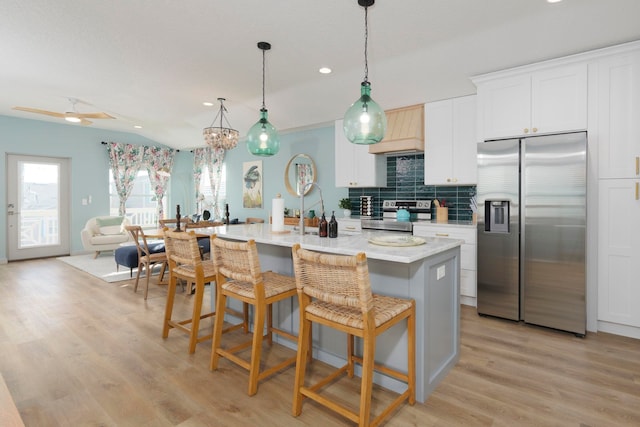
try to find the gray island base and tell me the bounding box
[197,223,462,403]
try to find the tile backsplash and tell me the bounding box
[347,154,476,222]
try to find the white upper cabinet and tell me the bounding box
[334,119,387,188]
[475,63,588,141]
[597,50,640,179]
[424,96,477,185]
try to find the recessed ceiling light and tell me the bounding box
[203,101,214,106]
[547,0,562,3]
[134,125,142,129]
[319,67,332,74]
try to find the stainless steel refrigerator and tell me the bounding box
[476,132,587,336]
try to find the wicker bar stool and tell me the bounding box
[291,244,416,427]
[162,230,244,353]
[209,235,298,396]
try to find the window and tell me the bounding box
[198,163,227,219]
[109,169,165,227]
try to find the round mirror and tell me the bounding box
[284,154,317,197]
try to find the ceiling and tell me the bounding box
[3,0,640,150]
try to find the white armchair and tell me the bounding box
[81,216,132,258]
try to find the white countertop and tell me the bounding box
[195,223,463,264]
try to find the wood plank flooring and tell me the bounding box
[1,257,639,426]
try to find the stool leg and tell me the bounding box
[407,306,416,405]
[188,279,205,354]
[266,303,273,345]
[292,301,311,416]
[359,330,376,427]
[210,279,227,370]
[248,298,265,396]
[163,274,178,338]
[347,333,355,377]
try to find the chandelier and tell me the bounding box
[203,98,239,150]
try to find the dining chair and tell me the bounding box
[290,243,416,427]
[159,217,193,229]
[124,225,167,300]
[162,229,244,353]
[209,235,298,396]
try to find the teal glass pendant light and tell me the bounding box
[247,41,280,156]
[343,0,387,145]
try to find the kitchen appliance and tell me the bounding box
[361,200,431,232]
[476,132,587,336]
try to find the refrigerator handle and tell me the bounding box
[636,182,639,200]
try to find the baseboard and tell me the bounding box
[460,295,477,307]
[597,320,640,340]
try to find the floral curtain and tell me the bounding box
[107,142,144,216]
[144,146,175,223]
[193,147,207,213]
[193,146,226,220]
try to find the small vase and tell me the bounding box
[343,209,352,218]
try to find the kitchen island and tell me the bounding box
[195,223,462,403]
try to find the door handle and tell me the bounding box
[636,182,639,201]
[436,233,450,237]
[636,156,639,175]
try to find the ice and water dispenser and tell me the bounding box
[485,200,510,233]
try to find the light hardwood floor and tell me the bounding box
[1,257,639,426]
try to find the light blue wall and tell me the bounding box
[0,115,168,259]
[0,115,347,260]
[221,125,348,224]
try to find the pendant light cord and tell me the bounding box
[363,5,369,83]
[261,48,266,109]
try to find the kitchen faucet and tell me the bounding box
[299,182,324,235]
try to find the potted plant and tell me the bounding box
[338,198,352,218]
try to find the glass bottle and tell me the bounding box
[328,211,338,238]
[318,212,328,237]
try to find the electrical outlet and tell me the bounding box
[81,198,88,206]
[437,265,446,280]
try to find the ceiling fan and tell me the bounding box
[12,98,115,125]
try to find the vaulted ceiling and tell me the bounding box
[3,0,640,149]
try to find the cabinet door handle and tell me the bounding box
[446,178,451,182]
[636,156,639,176]
[523,128,529,134]
[532,127,538,133]
[636,182,639,201]
[436,233,450,237]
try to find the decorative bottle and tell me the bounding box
[328,211,338,238]
[318,212,328,237]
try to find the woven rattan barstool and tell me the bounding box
[291,243,416,427]
[162,230,244,353]
[209,235,298,396]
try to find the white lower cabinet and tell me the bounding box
[598,179,640,328]
[337,218,362,234]
[412,223,477,304]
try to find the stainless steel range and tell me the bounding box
[361,200,432,232]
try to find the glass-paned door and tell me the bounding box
[7,154,70,260]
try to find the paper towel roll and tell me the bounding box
[272,195,285,232]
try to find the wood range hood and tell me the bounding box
[368,103,424,154]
